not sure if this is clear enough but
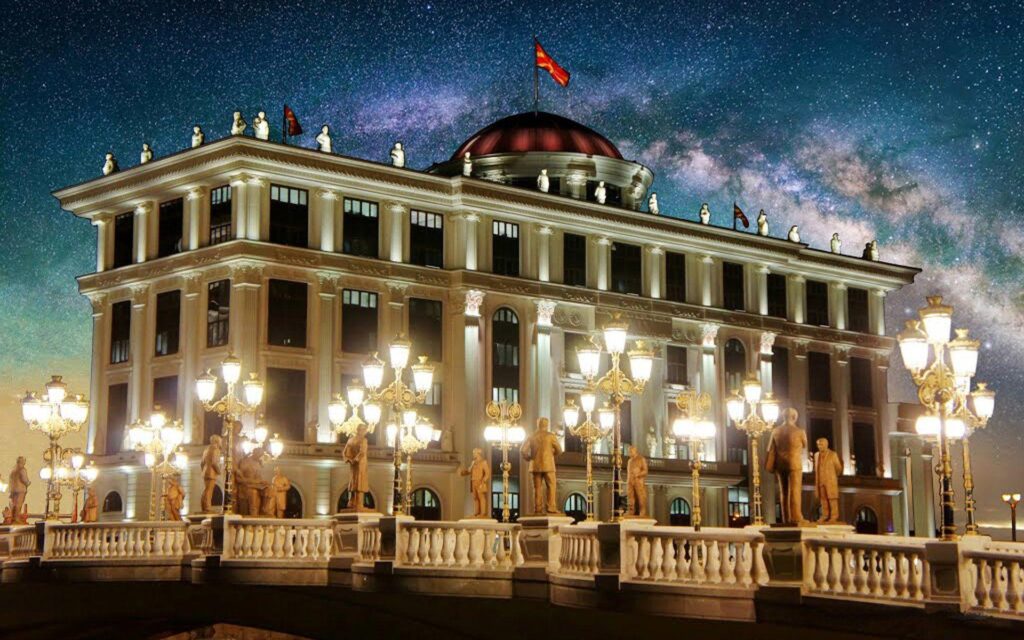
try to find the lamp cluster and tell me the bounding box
[486,400,526,523]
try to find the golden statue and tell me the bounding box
[6,456,30,524]
[459,448,492,518]
[766,408,808,525]
[520,417,562,515]
[272,467,291,518]
[162,474,186,521]
[235,449,268,517]
[814,437,843,523]
[81,487,99,523]
[342,424,370,511]
[200,434,223,513]
[626,445,649,517]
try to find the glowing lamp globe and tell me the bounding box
[726,393,745,423]
[254,422,269,444]
[598,404,615,430]
[346,381,366,407]
[362,354,385,390]
[897,320,930,371]
[21,392,41,423]
[919,296,953,345]
[221,354,242,385]
[414,421,434,443]
[742,374,763,405]
[389,336,412,370]
[412,357,435,393]
[386,423,399,447]
[195,371,217,403]
[363,401,382,426]
[915,414,940,437]
[971,383,995,420]
[39,467,52,481]
[71,452,85,470]
[45,375,68,405]
[243,374,265,407]
[508,425,526,443]
[695,420,716,440]
[328,395,348,425]
[402,409,418,428]
[580,389,597,413]
[483,425,501,442]
[173,451,189,470]
[562,401,580,429]
[576,344,601,379]
[672,417,694,439]
[83,464,99,483]
[268,434,285,458]
[149,410,167,430]
[948,329,980,379]
[628,343,654,383]
[760,394,780,424]
[603,323,628,355]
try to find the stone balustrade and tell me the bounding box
[622,526,768,588]
[44,522,190,560]
[802,533,929,605]
[0,525,37,561]
[223,517,332,562]
[557,523,601,575]
[395,520,523,571]
[961,540,1024,619]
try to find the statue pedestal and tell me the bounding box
[329,511,383,586]
[515,515,573,598]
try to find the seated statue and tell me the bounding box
[140,143,153,164]
[192,125,205,148]
[103,153,119,175]
[231,111,247,136]
[699,203,710,225]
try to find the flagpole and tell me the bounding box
[733,202,737,230]
[282,107,287,145]
[533,36,539,115]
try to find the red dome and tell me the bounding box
[451,112,623,161]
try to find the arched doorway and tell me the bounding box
[669,497,691,526]
[337,490,375,512]
[284,486,303,518]
[102,491,123,513]
[564,493,586,523]
[409,488,441,520]
[855,506,878,534]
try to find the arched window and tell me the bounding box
[337,490,375,512]
[102,491,123,513]
[724,338,748,464]
[564,493,587,523]
[284,486,303,518]
[669,497,691,526]
[855,506,878,534]
[410,488,442,520]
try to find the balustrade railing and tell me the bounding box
[223,518,332,562]
[803,534,929,605]
[622,527,768,588]
[557,525,601,575]
[961,543,1024,619]
[1,525,38,560]
[395,521,523,570]
[44,522,190,560]
[356,522,383,563]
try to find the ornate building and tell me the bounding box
[54,111,918,528]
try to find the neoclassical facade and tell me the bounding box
[55,111,918,528]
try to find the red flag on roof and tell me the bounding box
[733,202,750,229]
[284,104,303,137]
[535,39,570,87]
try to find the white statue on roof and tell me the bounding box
[863,240,879,261]
[463,152,473,177]
[537,168,550,193]
[102,152,118,176]
[699,203,710,225]
[830,233,842,254]
[648,192,659,215]
[390,142,405,168]
[192,125,204,148]
[231,111,247,136]
[140,143,153,164]
[787,225,801,243]
[316,125,332,153]
[757,209,768,236]
[595,181,607,204]
[253,111,270,140]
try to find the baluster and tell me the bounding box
[738,541,754,587]
[894,552,909,599]
[512,530,524,566]
[422,528,435,565]
[269,525,283,558]
[677,539,691,581]
[626,535,639,578]
[639,536,651,579]
[1007,561,1023,613]
[706,540,721,584]
[405,528,419,565]
[977,559,992,609]
[651,537,665,581]
[456,528,470,567]
[994,560,1009,612]
[663,539,677,581]
[443,527,457,566]
[430,527,444,566]
[469,527,484,567]
[868,550,883,596]
[482,529,496,567]
[909,553,923,600]
[853,549,868,594]
[496,531,508,569]
[825,546,840,593]
[804,542,818,589]
[881,550,896,597]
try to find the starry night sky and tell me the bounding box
[1,1,1022,528]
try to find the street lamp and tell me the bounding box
[195,354,265,515]
[21,375,90,519]
[1002,493,1021,542]
[726,373,780,527]
[484,400,527,523]
[898,296,995,540]
[55,451,99,524]
[577,317,654,522]
[386,416,440,516]
[353,335,435,516]
[562,388,608,522]
[672,389,715,531]
[129,409,188,520]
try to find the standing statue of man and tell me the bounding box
[390,142,405,168]
[814,438,843,523]
[272,467,291,518]
[462,152,473,177]
[315,125,332,153]
[235,450,267,517]
[765,407,808,525]
[626,445,649,517]
[162,474,186,521]
[459,448,491,518]
[594,180,607,204]
[81,486,99,523]
[537,168,550,193]
[520,417,562,515]
[192,125,205,148]
[342,424,370,511]
[7,457,30,524]
[253,111,270,140]
[200,434,222,513]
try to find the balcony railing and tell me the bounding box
[223,517,332,562]
[622,526,768,588]
[395,520,523,570]
[803,533,929,605]
[43,521,190,560]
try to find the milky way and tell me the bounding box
[1,0,1022,525]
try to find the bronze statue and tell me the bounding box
[459,448,492,518]
[235,449,268,516]
[81,487,99,523]
[200,434,223,513]
[162,474,186,521]
[520,417,562,515]
[765,408,808,525]
[626,445,649,517]
[342,424,370,511]
[7,456,30,524]
[272,467,291,518]
[814,438,843,523]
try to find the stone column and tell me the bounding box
[129,284,150,421]
[699,323,721,460]
[462,290,486,471]
[790,340,809,423]
[246,176,267,241]
[833,345,851,472]
[134,202,152,263]
[316,273,339,443]
[316,189,339,252]
[230,262,263,428]
[755,266,769,315]
[385,202,407,263]
[830,282,848,330]
[788,275,806,324]
[537,226,552,282]
[181,273,202,443]
[644,245,664,298]
[700,255,714,306]
[464,213,480,271]
[869,289,886,336]
[185,187,204,251]
[86,293,108,454]
[93,216,112,272]
[595,236,611,291]
[230,174,249,241]
[534,300,555,423]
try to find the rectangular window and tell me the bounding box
[722,262,745,311]
[113,212,134,268]
[666,345,688,385]
[772,346,790,400]
[105,383,129,454]
[209,185,232,245]
[852,422,877,476]
[806,280,829,326]
[848,287,869,333]
[809,418,835,452]
[152,375,179,420]
[492,221,520,276]
[409,210,444,268]
[563,233,587,287]
[420,383,443,446]
[728,486,750,523]
[341,289,378,353]
[850,357,874,407]
[343,197,379,258]
[269,185,309,247]
[158,198,183,258]
[611,242,642,295]
[207,279,230,348]
[408,298,442,361]
[110,300,131,364]
[666,252,686,302]
[808,351,832,402]
[267,280,307,348]
[265,368,306,441]
[726,423,748,464]
[154,290,180,357]
[767,273,787,318]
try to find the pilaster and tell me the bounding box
[128,283,150,421]
[699,323,721,460]
[755,266,769,315]
[788,275,806,324]
[537,225,553,282]
[181,272,203,443]
[790,339,809,423]
[87,293,108,454]
[830,282,848,331]
[246,176,267,241]
[462,290,486,467]
[873,352,892,477]
[316,189,339,252]
[833,345,851,471]
[385,202,408,263]
[93,216,112,272]
[133,202,152,263]
[229,262,263,423]
[185,187,204,251]
[317,273,339,443]
[759,332,776,394]
[595,236,611,291]
[230,174,249,240]
[384,281,408,346]
[644,245,664,299]
[700,255,714,306]
[869,289,886,336]
[534,300,555,423]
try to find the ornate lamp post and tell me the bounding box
[484,400,527,523]
[386,416,440,516]
[1002,493,1021,542]
[129,410,188,520]
[672,389,715,531]
[725,374,780,527]
[195,354,266,515]
[57,452,99,524]
[898,296,995,541]
[327,380,382,439]
[576,317,654,522]
[21,376,90,520]
[561,389,608,523]
[351,335,435,516]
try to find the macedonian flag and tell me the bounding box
[535,39,570,87]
